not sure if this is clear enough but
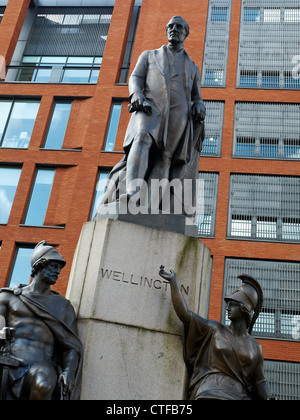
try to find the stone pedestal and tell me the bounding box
[67,219,211,400]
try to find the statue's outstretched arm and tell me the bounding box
[159,266,192,328]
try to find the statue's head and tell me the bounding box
[30,241,66,280]
[224,274,263,334]
[166,16,189,43]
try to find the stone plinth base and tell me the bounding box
[67,219,211,400]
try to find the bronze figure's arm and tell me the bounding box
[159,266,192,328]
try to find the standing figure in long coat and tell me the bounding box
[100,16,206,214]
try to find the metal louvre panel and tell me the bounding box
[24,7,113,57]
[233,102,300,160]
[229,174,300,218]
[265,360,300,400]
[201,0,232,87]
[197,172,219,237]
[238,0,300,89]
[228,174,300,242]
[201,101,224,156]
[223,258,300,341]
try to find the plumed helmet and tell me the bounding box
[31,240,66,269]
[224,274,263,334]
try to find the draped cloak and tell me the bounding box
[0,286,82,400]
[100,45,205,206]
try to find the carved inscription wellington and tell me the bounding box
[100,268,190,296]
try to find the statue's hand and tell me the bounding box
[159,266,177,283]
[192,102,206,122]
[131,92,146,112]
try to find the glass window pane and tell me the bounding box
[244,8,260,22]
[257,217,277,239]
[82,15,100,25]
[104,103,122,151]
[0,167,22,224]
[284,140,300,159]
[2,100,40,148]
[0,100,12,142]
[94,57,103,65]
[62,69,90,83]
[63,14,83,25]
[8,246,33,288]
[35,68,51,83]
[24,168,55,226]
[264,9,281,23]
[22,56,41,64]
[90,69,100,84]
[231,215,252,237]
[17,68,37,82]
[236,137,255,157]
[282,219,300,241]
[204,70,224,87]
[40,56,67,64]
[44,101,72,149]
[211,7,228,22]
[67,57,93,65]
[90,172,109,220]
[259,139,279,158]
[284,8,300,23]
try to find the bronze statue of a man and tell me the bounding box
[159,268,274,400]
[101,16,206,213]
[0,241,82,400]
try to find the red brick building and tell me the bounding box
[0,0,299,398]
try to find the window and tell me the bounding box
[204,70,224,87]
[244,8,260,22]
[103,102,122,151]
[239,70,257,88]
[17,56,102,84]
[119,2,141,83]
[228,174,300,243]
[264,361,300,401]
[211,7,228,22]
[24,168,55,226]
[8,245,34,288]
[238,2,300,90]
[284,139,300,159]
[264,8,281,23]
[262,71,280,89]
[284,72,300,89]
[235,137,255,157]
[285,8,300,23]
[90,170,109,220]
[233,102,300,160]
[230,215,252,237]
[197,172,219,237]
[201,101,224,156]
[201,0,231,88]
[0,166,22,224]
[0,6,4,23]
[0,99,40,148]
[259,138,279,158]
[12,7,113,84]
[223,258,300,342]
[43,101,72,149]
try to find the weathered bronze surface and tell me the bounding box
[0,241,82,400]
[159,266,275,400]
[101,16,206,213]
